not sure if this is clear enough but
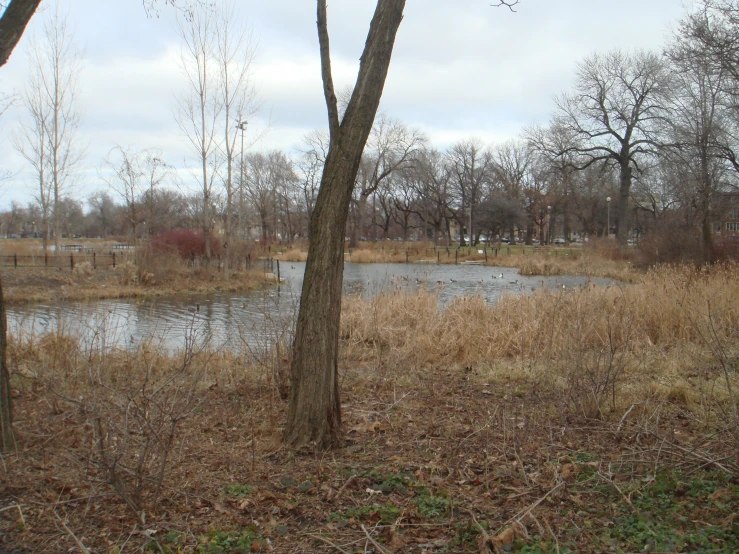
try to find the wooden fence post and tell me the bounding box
[70,254,74,270]
[13,254,17,268]
[93,252,96,269]
[113,252,116,268]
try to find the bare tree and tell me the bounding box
[103,147,168,245]
[214,1,257,274]
[13,66,51,250]
[412,149,453,242]
[25,5,83,256]
[283,0,407,449]
[492,139,532,243]
[350,116,425,245]
[0,271,12,453]
[175,4,221,258]
[665,29,731,256]
[88,191,117,239]
[527,123,581,242]
[554,50,673,244]
[447,138,494,245]
[296,131,328,236]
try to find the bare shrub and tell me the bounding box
[518,259,563,276]
[553,288,639,418]
[238,291,297,403]
[675,287,739,467]
[48,329,211,524]
[72,261,93,277]
[115,261,140,286]
[151,228,222,259]
[637,227,707,265]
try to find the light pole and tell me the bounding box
[546,205,552,245]
[237,121,248,240]
[606,196,611,238]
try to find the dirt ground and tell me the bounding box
[2,362,737,553]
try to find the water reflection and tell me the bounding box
[7,262,616,351]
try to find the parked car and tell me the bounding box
[553,238,565,245]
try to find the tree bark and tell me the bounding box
[0,275,15,453]
[0,0,41,68]
[616,162,631,245]
[284,0,405,449]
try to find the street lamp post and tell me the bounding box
[546,205,552,245]
[237,121,248,240]
[606,196,611,238]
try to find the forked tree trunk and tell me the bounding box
[283,0,405,449]
[0,276,15,453]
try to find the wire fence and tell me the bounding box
[0,251,281,276]
[0,252,136,270]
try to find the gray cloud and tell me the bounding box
[0,0,689,208]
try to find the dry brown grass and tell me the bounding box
[341,263,739,415]
[4,263,739,553]
[0,238,130,256]
[275,242,644,282]
[1,253,273,303]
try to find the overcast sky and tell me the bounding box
[0,0,692,210]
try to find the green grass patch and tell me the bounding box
[222,484,253,497]
[413,489,451,519]
[600,470,739,553]
[197,528,263,553]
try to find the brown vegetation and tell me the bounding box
[0,239,278,303]
[276,240,643,282]
[1,263,738,552]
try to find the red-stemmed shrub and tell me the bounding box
[151,229,222,259]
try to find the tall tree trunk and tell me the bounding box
[350,194,368,248]
[284,0,405,449]
[0,276,15,453]
[616,161,631,246]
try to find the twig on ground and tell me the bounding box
[617,403,638,433]
[360,524,391,554]
[497,481,565,532]
[0,504,25,526]
[598,465,634,512]
[333,474,358,503]
[53,510,90,554]
[306,533,352,554]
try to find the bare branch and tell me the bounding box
[491,0,520,11]
[317,0,340,138]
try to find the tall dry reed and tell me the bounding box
[342,264,738,364]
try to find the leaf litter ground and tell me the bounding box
[2,364,738,553]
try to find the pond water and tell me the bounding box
[6,262,616,352]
